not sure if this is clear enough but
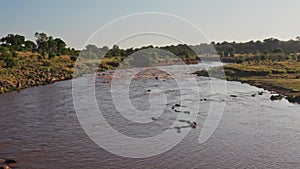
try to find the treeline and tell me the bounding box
[0,33,79,67]
[80,44,197,59]
[82,37,300,58]
[81,44,200,60]
[2,32,300,69]
[213,37,300,57]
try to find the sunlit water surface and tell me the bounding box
[1,63,300,168]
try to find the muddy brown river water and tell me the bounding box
[1,63,300,168]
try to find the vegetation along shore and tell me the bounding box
[1,32,300,100]
[194,61,300,103]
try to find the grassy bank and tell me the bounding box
[0,52,75,93]
[0,51,199,93]
[3,50,300,101]
[195,61,300,103]
[0,52,126,93]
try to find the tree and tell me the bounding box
[107,45,121,57]
[218,51,225,57]
[1,34,25,50]
[25,40,37,52]
[54,38,66,55]
[85,44,98,52]
[47,36,57,58]
[272,48,283,53]
[0,49,17,68]
[102,46,109,53]
[224,51,229,57]
[70,55,78,61]
[228,47,236,57]
[35,32,49,56]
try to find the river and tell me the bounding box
[1,63,300,168]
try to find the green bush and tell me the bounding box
[48,53,56,59]
[6,58,17,68]
[287,69,296,73]
[70,55,77,61]
[271,69,286,74]
[12,50,18,58]
[194,70,209,77]
[37,55,43,60]
[0,51,18,68]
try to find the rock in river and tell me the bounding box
[4,159,16,165]
[270,94,283,101]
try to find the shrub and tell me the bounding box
[287,69,296,73]
[70,55,77,61]
[5,57,17,68]
[48,53,56,59]
[271,69,286,74]
[37,55,43,60]
[43,61,51,66]
[12,50,18,57]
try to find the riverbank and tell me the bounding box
[0,52,200,93]
[5,50,300,101]
[0,52,75,93]
[194,61,300,103]
[0,52,132,93]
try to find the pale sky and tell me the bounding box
[1,0,299,49]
